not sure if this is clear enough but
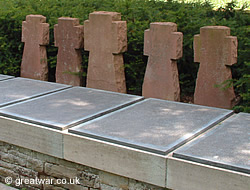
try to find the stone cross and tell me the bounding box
[84,11,127,93]
[194,26,237,109]
[142,22,183,101]
[54,17,84,86]
[21,15,49,81]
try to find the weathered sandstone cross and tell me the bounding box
[54,17,84,86]
[84,11,127,93]
[194,26,237,109]
[142,22,183,101]
[21,15,49,80]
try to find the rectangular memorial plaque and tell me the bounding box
[0,77,71,108]
[0,74,14,81]
[173,113,250,174]
[69,98,233,155]
[0,87,143,130]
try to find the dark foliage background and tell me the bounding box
[0,0,249,112]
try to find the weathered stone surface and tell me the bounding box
[55,17,84,86]
[14,167,38,179]
[194,26,237,109]
[128,178,165,190]
[79,171,100,188]
[4,150,43,173]
[0,87,142,130]
[26,158,44,173]
[99,171,128,189]
[173,113,250,174]
[21,15,49,80]
[43,184,66,190]
[99,184,120,190]
[0,75,14,81]
[45,163,78,179]
[0,142,10,153]
[0,167,19,179]
[0,151,26,167]
[0,77,70,108]
[1,149,43,172]
[0,160,16,171]
[69,98,232,155]
[143,22,183,101]
[64,184,88,190]
[85,11,127,93]
[18,176,42,189]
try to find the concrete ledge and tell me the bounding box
[64,132,167,187]
[0,75,14,81]
[0,116,64,158]
[167,157,250,190]
[1,114,249,189]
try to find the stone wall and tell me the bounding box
[0,141,167,190]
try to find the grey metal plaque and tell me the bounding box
[0,77,71,108]
[0,87,143,130]
[0,74,14,81]
[173,113,250,174]
[69,98,233,155]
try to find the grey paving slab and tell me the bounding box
[0,74,14,81]
[173,113,250,174]
[0,77,71,108]
[0,87,143,130]
[69,98,233,155]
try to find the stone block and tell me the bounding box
[0,167,19,179]
[128,179,165,190]
[167,157,250,190]
[0,87,143,130]
[21,15,49,80]
[173,113,250,174]
[18,176,42,189]
[24,158,44,173]
[0,150,43,173]
[54,17,84,86]
[0,142,10,153]
[64,184,88,190]
[0,160,16,171]
[0,77,71,108]
[0,116,63,158]
[99,184,121,190]
[64,133,167,187]
[43,184,66,190]
[79,171,100,188]
[0,151,26,167]
[85,11,127,93]
[16,167,38,179]
[143,22,183,101]
[44,163,78,179]
[194,26,237,109]
[69,98,232,155]
[99,171,128,189]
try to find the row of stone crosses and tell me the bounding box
[21,11,237,109]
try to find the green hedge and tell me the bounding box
[0,0,249,112]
